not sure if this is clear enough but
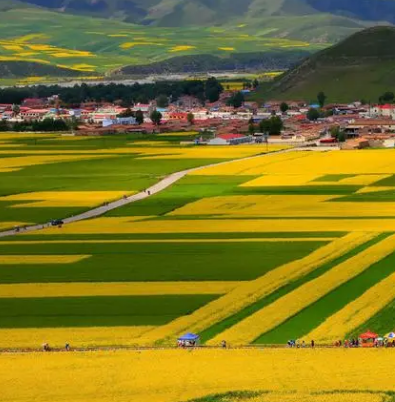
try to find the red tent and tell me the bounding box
[359,331,378,340]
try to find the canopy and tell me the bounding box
[359,331,378,340]
[385,332,395,339]
[178,333,200,341]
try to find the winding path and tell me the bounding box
[0,146,332,239]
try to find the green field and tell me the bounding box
[0,295,218,328]
[0,7,320,80]
[2,142,395,348]
[0,241,324,284]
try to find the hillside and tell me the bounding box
[13,0,395,30]
[0,1,393,80]
[0,60,89,78]
[0,0,390,43]
[257,26,395,103]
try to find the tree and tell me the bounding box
[11,104,20,117]
[330,126,346,142]
[307,108,320,121]
[227,92,244,108]
[156,94,169,108]
[330,126,341,138]
[117,108,134,118]
[317,91,327,108]
[280,102,289,114]
[205,77,223,103]
[150,110,162,126]
[135,110,144,125]
[252,79,259,89]
[259,116,283,135]
[379,92,395,104]
[187,112,195,125]
[248,122,256,135]
[337,131,346,142]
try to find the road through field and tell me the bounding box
[0,146,317,239]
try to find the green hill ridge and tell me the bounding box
[258,26,395,103]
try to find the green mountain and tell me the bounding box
[3,0,393,41]
[0,1,394,81]
[258,26,395,103]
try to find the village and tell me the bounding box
[1,87,395,149]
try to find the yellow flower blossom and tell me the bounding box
[1,191,134,208]
[0,281,240,298]
[0,349,394,402]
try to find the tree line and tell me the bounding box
[0,78,227,107]
[0,118,71,132]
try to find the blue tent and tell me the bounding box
[178,333,200,341]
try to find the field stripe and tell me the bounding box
[27,217,395,235]
[0,238,336,245]
[210,233,395,345]
[305,271,395,343]
[0,282,241,298]
[0,255,90,264]
[137,232,375,345]
[0,326,155,349]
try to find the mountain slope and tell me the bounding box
[9,0,395,29]
[259,26,395,102]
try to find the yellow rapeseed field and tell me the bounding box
[306,270,395,343]
[139,233,374,345]
[1,191,134,208]
[170,45,197,52]
[0,237,337,245]
[0,222,31,231]
[191,150,395,176]
[30,216,395,235]
[0,154,116,172]
[210,234,395,345]
[0,349,394,402]
[0,326,154,349]
[0,255,90,264]
[0,281,241,298]
[0,144,289,159]
[169,194,395,218]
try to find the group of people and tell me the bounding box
[177,340,197,348]
[42,343,70,352]
[287,340,315,348]
[334,338,395,348]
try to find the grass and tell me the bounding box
[11,231,346,242]
[234,185,362,195]
[312,174,356,182]
[0,7,319,77]
[254,233,394,344]
[0,241,325,283]
[0,295,219,328]
[0,135,232,225]
[107,175,256,217]
[256,27,395,103]
[199,233,382,343]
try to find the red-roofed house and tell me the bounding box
[208,133,253,145]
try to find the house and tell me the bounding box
[371,104,395,117]
[22,98,46,108]
[19,109,50,121]
[208,133,253,145]
[102,117,137,127]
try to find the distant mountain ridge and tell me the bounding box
[0,1,395,81]
[11,0,395,26]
